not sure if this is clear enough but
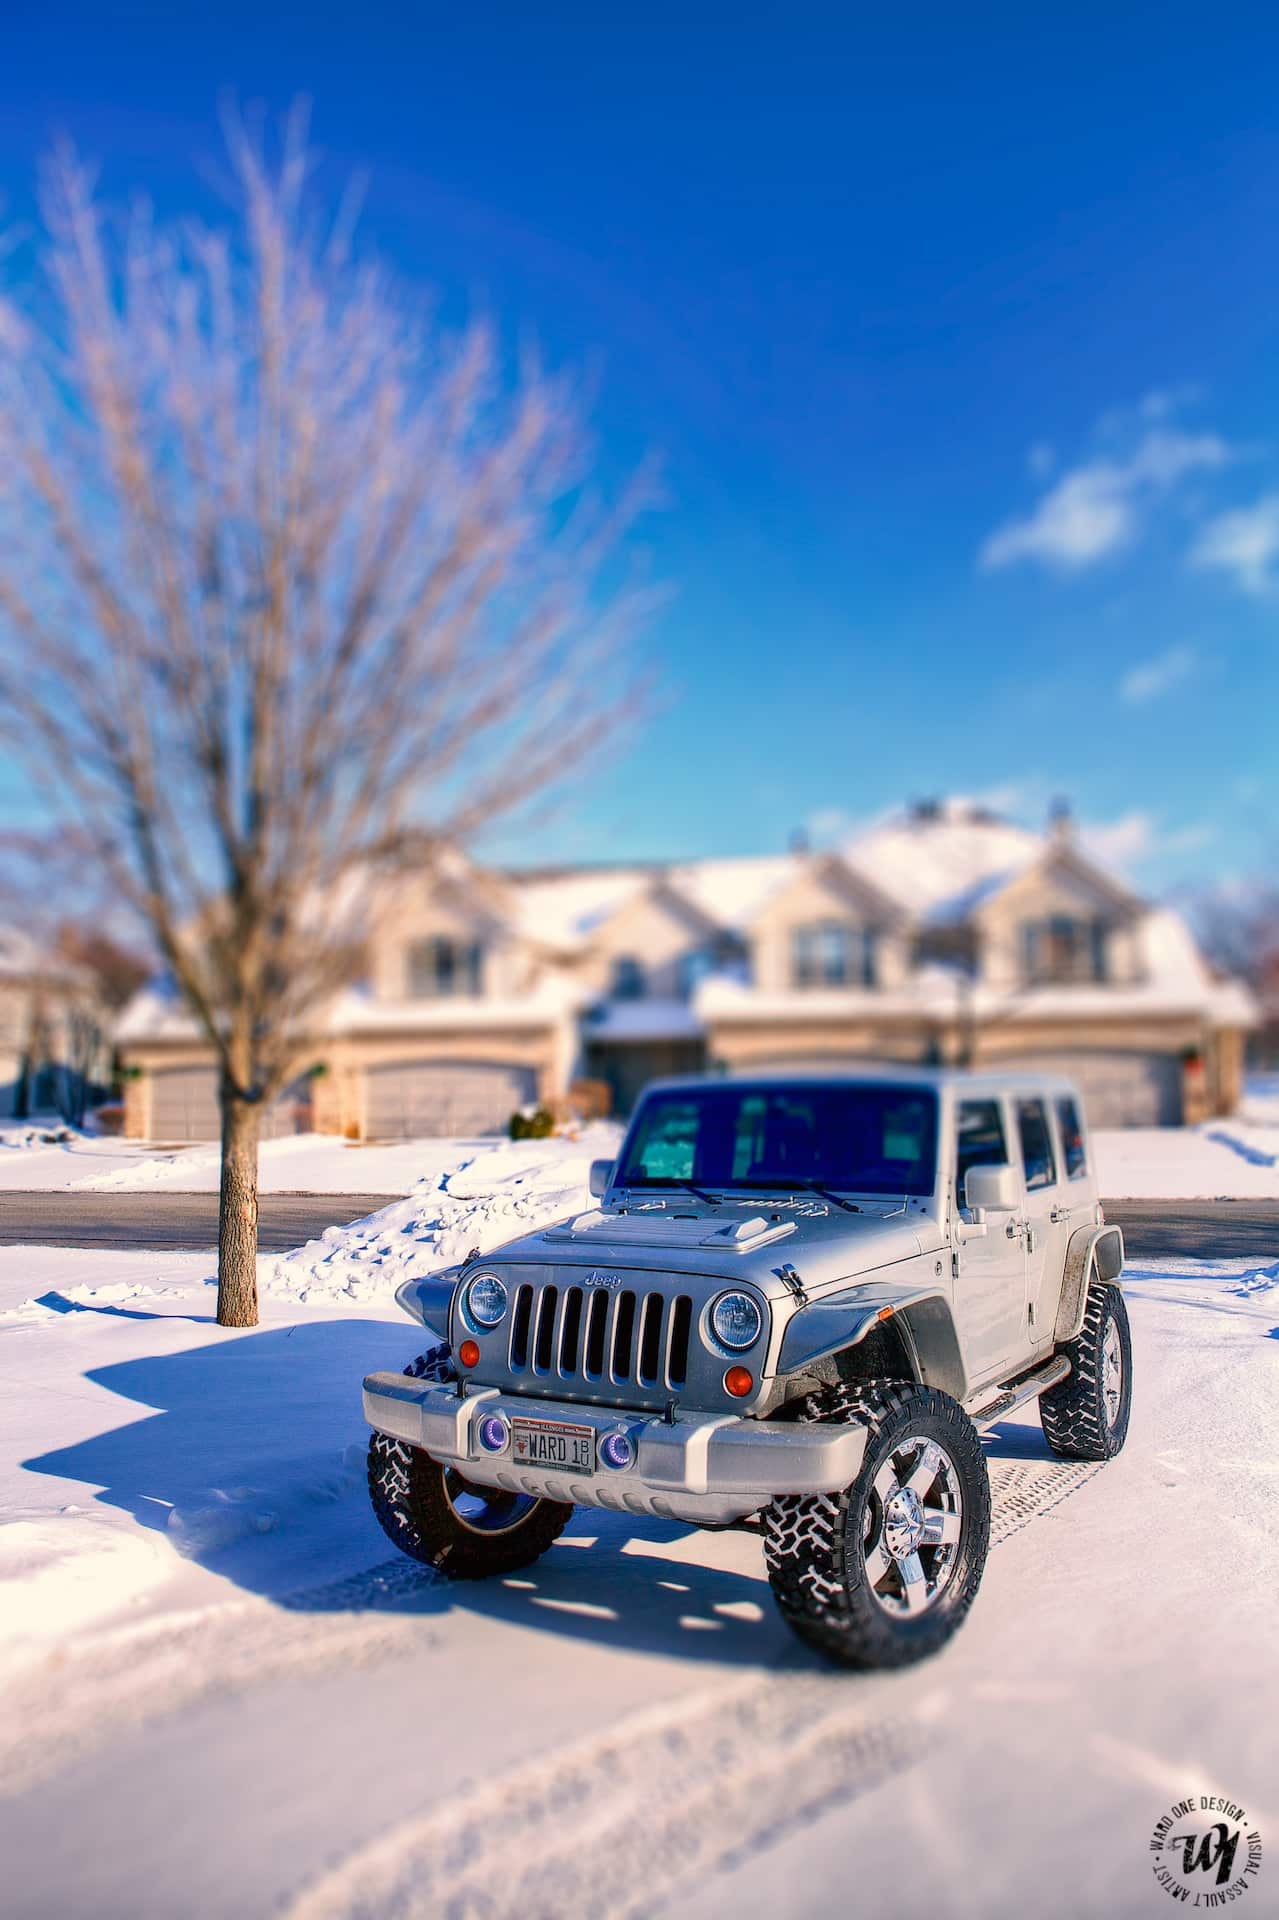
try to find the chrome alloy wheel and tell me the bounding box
[1101,1317,1124,1431]
[863,1435,964,1617]
[441,1469,539,1536]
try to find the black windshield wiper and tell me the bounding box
[620,1180,721,1206]
[669,1180,721,1205]
[780,1179,863,1214]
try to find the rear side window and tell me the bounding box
[955,1099,1008,1205]
[1017,1098,1057,1191]
[1055,1096,1087,1179]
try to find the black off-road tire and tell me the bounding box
[762,1379,991,1670]
[367,1344,574,1578]
[1040,1283,1132,1461]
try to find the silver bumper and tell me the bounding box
[363,1371,869,1526]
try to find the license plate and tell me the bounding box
[510,1417,595,1474]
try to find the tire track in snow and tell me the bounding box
[282,1455,1102,1920]
[285,1671,945,1920]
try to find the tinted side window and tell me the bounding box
[1055,1096,1087,1179]
[956,1100,1008,1205]
[1017,1098,1057,1191]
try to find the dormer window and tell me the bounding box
[792,922,877,989]
[1021,916,1107,986]
[407,936,482,998]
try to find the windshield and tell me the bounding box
[615,1082,939,1198]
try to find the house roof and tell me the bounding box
[841,803,1045,925]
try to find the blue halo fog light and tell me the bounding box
[599,1429,636,1471]
[477,1414,509,1453]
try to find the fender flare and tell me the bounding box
[1055,1223,1124,1344]
[394,1271,459,1340]
[776,1282,968,1401]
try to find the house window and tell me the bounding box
[792,923,876,989]
[610,955,647,1000]
[1021,916,1108,985]
[406,937,482,998]
[678,933,749,997]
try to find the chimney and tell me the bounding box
[1048,795,1073,845]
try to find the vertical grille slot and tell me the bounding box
[583,1289,609,1378]
[558,1285,584,1375]
[510,1284,533,1371]
[637,1292,664,1387]
[667,1295,692,1389]
[611,1290,637,1380]
[532,1285,558,1373]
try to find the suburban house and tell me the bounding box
[115,800,1255,1140]
[0,926,100,1120]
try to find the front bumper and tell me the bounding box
[363,1371,868,1525]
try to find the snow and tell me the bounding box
[1092,1117,1279,1197]
[844,803,1044,922]
[0,1214,1275,1915]
[263,1125,621,1304]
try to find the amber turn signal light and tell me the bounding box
[724,1365,753,1398]
[458,1339,481,1368]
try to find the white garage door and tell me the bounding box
[1001,1051,1183,1127]
[147,1067,301,1142]
[364,1060,537,1138]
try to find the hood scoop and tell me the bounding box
[545,1210,797,1253]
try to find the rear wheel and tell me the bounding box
[1040,1283,1132,1461]
[763,1379,991,1669]
[367,1345,574,1578]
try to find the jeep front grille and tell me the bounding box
[509,1280,693,1393]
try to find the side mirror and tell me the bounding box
[588,1158,615,1199]
[964,1163,1020,1214]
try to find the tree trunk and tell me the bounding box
[217,1083,261,1327]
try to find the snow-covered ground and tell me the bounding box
[3,1103,1279,1199]
[0,1127,1276,1916]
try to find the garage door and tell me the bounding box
[147,1067,302,1142]
[364,1060,538,1138]
[1000,1051,1183,1127]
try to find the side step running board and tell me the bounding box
[970,1354,1071,1429]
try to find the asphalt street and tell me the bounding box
[0,1191,1275,1258]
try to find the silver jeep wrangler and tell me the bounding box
[364,1070,1130,1668]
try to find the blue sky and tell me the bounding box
[3,2,1277,898]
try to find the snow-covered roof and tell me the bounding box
[665,855,798,930]
[512,868,653,950]
[841,804,1045,925]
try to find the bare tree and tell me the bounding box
[0,109,650,1326]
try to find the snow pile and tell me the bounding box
[262,1124,622,1305]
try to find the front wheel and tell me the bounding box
[763,1380,991,1669]
[367,1345,574,1578]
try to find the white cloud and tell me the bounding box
[1118,643,1197,705]
[980,426,1231,574]
[1190,493,1279,594]
[1080,810,1215,877]
[1027,441,1056,479]
[1079,811,1155,872]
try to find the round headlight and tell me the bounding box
[710,1290,763,1352]
[464,1272,508,1328]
